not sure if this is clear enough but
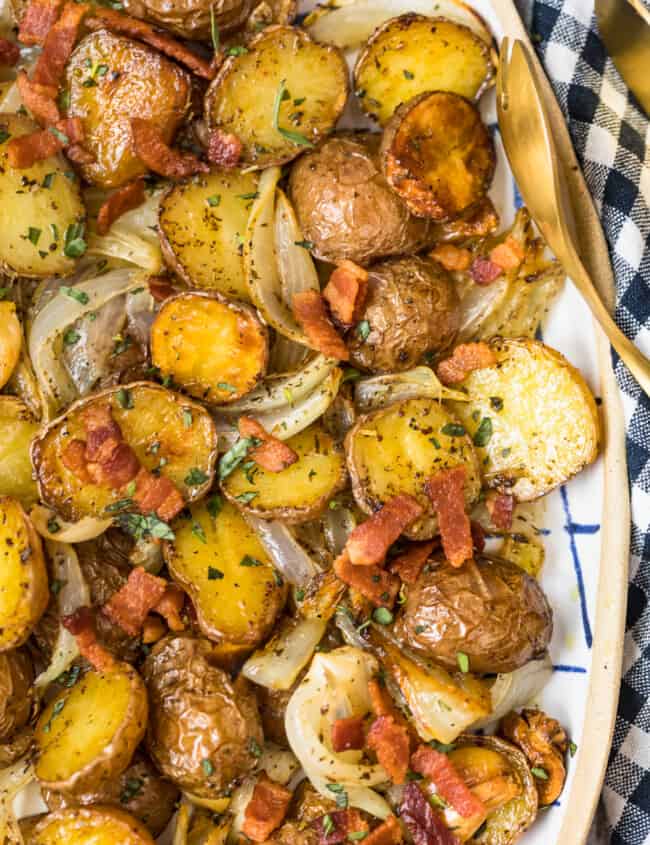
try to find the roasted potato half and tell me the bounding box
[65,31,191,188]
[0,397,39,506]
[0,113,85,277]
[27,806,155,845]
[354,15,495,125]
[159,171,259,299]
[150,292,268,405]
[381,91,495,220]
[345,398,481,539]
[31,382,218,522]
[0,301,21,389]
[35,663,148,795]
[165,499,287,660]
[450,338,601,500]
[0,497,48,651]
[288,133,434,265]
[0,648,33,741]
[222,424,347,521]
[204,25,348,168]
[123,0,253,40]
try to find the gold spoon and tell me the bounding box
[497,37,650,396]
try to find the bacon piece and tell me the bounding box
[83,403,122,462]
[367,715,410,784]
[84,7,215,78]
[62,606,116,672]
[389,541,436,585]
[33,2,89,88]
[333,551,400,608]
[489,235,525,271]
[206,128,243,168]
[411,746,486,819]
[425,467,472,568]
[87,441,140,487]
[400,782,460,845]
[346,494,423,566]
[102,566,168,637]
[62,438,92,483]
[130,118,208,181]
[293,290,349,361]
[485,490,514,531]
[154,584,185,631]
[238,417,298,473]
[97,178,145,235]
[331,716,365,752]
[242,774,292,842]
[0,38,20,66]
[323,260,369,327]
[469,256,501,286]
[132,468,185,521]
[436,342,496,385]
[429,244,472,272]
[363,816,403,845]
[16,71,60,125]
[7,117,83,167]
[368,678,394,718]
[312,810,369,845]
[18,0,62,45]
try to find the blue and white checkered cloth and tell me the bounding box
[516,0,650,840]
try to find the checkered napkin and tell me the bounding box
[514,0,650,840]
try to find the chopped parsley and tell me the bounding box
[47,517,61,534]
[569,741,578,757]
[237,191,259,200]
[116,512,174,541]
[60,286,89,305]
[489,396,504,411]
[57,665,81,688]
[372,607,393,625]
[207,494,224,519]
[473,417,493,447]
[235,491,258,504]
[326,783,348,809]
[295,588,305,602]
[322,815,335,836]
[0,129,10,144]
[217,381,238,393]
[42,172,55,189]
[227,45,249,56]
[429,794,447,810]
[185,467,209,486]
[207,566,224,580]
[112,334,132,357]
[272,78,314,148]
[192,521,207,543]
[456,651,470,673]
[202,758,214,776]
[50,578,65,595]
[120,777,144,804]
[206,193,221,207]
[218,437,260,480]
[116,388,133,409]
[240,554,263,567]
[356,320,371,341]
[348,833,368,841]
[531,767,549,780]
[27,226,41,245]
[63,222,87,258]
[42,699,66,733]
[429,740,457,754]
[48,125,69,144]
[441,422,466,437]
[63,328,80,346]
[249,737,263,757]
[182,408,193,428]
[294,239,314,250]
[403,69,414,79]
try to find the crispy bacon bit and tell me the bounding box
[62,438,92,483]
[346,494,423,567]
[363,816,403,845]
[389,541,436,585]
[331,716,365,752]
[333,551,400,608]
[62,606,116,672]
[7,117,83,167]
[486,490,514,531]
[102,566,167,636]
[313,810,369,845]
[33,1,89,88]
[470,256,502,286]
[153,584,185,631]
[242,774,292,843]
[429,244,472,272]
[436,342,496,385]
[293,290,349,361]
[238,417,298,473]
[132,467,185,522]
[368,678,394,718]
[323,260,369,327]
[87,441,140,487]
[400,781,460,845]
[425,467,472,568]
[206,128,243,168]
[84,7,215,78]
[97,178,145,235]
[18,0,63,45]
[142,614,166,644]
[367,715,410,784]
[411,746,486,820]
[0,38,20,66]
[16,71,60,125]
[130,118,208,181]
[489,235,525,271]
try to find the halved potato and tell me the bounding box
[35,664,148,795]
[0,301,21,389]
[0,397,39,506]
[65,31,191,188]
[381,91,495,220]
[150,292,268,405]
[31,382,218,522]
[204,25,348,168]
[0,113,85,277]
[222,424,347,521]
[450,338,601,500]
[354,15,495,125]
[0,497,48,651]
[29,806,154,845]
[345,398,481,539]
[165,499,286,662]
[159,171,259,299]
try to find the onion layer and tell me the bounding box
[245,515,321,586]
[354,367,469,413]
[30,505,113,543]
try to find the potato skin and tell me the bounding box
[347,256,459,372]
[288,134,433,265]
[0,648,33,742]
[29,806,155,845]
[122,0,253,40]
[396,556,553,674]
[143,634,263,796]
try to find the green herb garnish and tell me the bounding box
[208,566,224,580]
[63,328,80,346]
[356,320,371,341]
[116,388,133,409]
[372,607,393,625]
[441,422,466,437]
[456,651,469,673]
[185,467,209,486]
[473,417,493,447]
[240,554,263,567]
[272,79,314,148]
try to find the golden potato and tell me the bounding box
[0,301,21,389]
[345,398,481,539]
[0,497,48,651]
[0,113,85,277]
[28,806,155,845]
[159,171,259,299]
[204,26,348,168]
[35,664,148,795]
[31,382,218,522]
[0,397,39,506]
[65,32,191,188]
[166,499,286,660]
[150,293,268,405]
[123,0,253,40]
